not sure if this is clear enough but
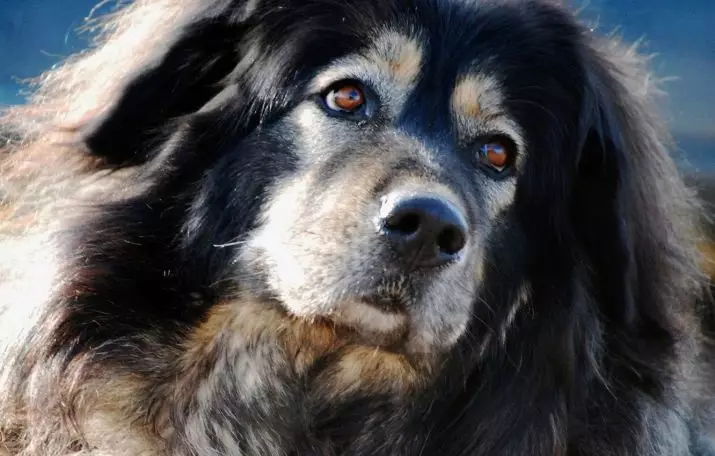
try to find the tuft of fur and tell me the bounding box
[1,1,714,455]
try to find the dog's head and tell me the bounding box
[55,0,697,360]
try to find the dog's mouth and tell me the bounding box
[362,292,409,313]
[326,286,413,348]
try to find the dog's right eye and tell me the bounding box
[321,81,368,117]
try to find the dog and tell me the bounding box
[1,0,714,454]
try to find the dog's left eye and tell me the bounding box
[321,81,368,116]
[477,137,515,174]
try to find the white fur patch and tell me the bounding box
[334,300,408,339]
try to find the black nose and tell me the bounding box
[379,194,468,268]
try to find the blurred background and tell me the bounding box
[0,0,712,173]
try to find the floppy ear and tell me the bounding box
[570,40,699,329]
[571,93,637,326]
[76,7,246,167]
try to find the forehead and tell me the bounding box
[274,0,586,145]
[309,25,523,148]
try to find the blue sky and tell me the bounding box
[1,0,713,170]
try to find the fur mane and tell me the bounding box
[1,1,713,455]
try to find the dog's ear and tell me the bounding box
[571,94,637,326]
[570,41,698,329]
[75,5,249,167]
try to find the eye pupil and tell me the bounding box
[325,84,365,112]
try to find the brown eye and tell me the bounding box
[324,83,365,113]
[478,139,513,173]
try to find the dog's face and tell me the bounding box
[79,0,601,357]
[240,31,523,353]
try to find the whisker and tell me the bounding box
[212,239,248,248]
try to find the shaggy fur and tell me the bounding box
[691,174,715,281]
[1,0,715,455]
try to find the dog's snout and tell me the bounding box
[379,193,468,268]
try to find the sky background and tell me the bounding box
[0,0,712,171]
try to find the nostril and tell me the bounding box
[437,225,466,255]
[385,211,421,235]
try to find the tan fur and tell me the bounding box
[316,346,435,399]
[0,367,164,455]
[182,299,438,396]
[371,31,424,87]
[181,299,341,372]
[451,74,504,121]
[73,378,167,455]
[699,241,715,281]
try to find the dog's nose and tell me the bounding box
[379,194,468,268]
